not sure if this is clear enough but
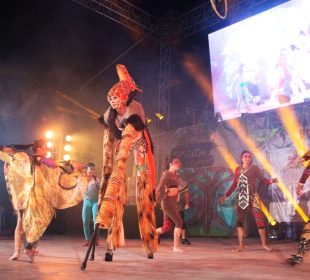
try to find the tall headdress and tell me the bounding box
[107,64,142,102]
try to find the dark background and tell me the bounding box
[0,0,288,237]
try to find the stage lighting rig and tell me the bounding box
[155,113,164,120]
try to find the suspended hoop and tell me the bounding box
[210,0,228,19]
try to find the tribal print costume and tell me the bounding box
[97,64,157,258]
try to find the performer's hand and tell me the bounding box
[97,115,106,126]
[184,203,190,210]
[71,160,83,171]
[219,194,227,205]
[1,146,15,154]
[296,183,304,197]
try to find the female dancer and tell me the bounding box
[220,150,277,252]
[0,139,86,261]
[81,162,100,246]
[156,157,183,252]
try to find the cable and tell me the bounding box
[77,37,145,92]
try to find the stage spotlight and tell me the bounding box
[45,131,53,139]
[146,118,152,124]
[215,112,223,122]
[46,141,53,148]
[270,220,277,226]
[155,113,164,120]
[65,135,72,142]
[268,220,279,240]
[64,144,71,152]
[63,154,70,161]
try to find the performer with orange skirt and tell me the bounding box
[97,64,157,260]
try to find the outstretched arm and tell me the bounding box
[219,167,239,204]
[254,165,277,186]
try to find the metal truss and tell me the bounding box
[158,37,172,129]
[174,0,270,39]
[73,0,160,39]
[73,0,282,130]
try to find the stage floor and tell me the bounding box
[0,235,309,280]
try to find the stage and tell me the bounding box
[0,235,308,280]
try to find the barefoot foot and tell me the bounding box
[9,251,20,261]
[173,247,183,252]
[262,245,271,252]
[233,246,245,252]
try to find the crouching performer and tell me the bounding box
[96,64,157,261]
[288,150,310,265]
[0,139,87,262]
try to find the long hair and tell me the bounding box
[32,139,46,153]
[240,150,252,165]
[2,139,46,153]
[165,156,180,170]
[85,162,95,169]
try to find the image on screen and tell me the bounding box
[208,0,310,121]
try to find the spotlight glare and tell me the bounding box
[270,220,277,226]
[227,117,309,223]
[65,135,72,142]
[64,144,71,152]
[45,131,53,139]
[46,141,53,148]
[63,154,70,161]
[46,151,52,158]
[146,118,152,124]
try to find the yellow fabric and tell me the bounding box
[2,151,87,244]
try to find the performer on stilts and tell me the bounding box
[220,150,278,252]
[0,139,87,262]
[96,64,157,261]
[288,149,310,265]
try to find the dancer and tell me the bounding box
[287,149,310,265]
[178,178,191,245]
[1,140,58,260]
[81,162,100,247]
[0,139,87,262]
[220,150,277,252]
[156,157,184,252]
[96,64,157,260]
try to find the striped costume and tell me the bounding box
[96,64,157,257]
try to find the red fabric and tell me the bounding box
[161,216,174,233]
[144,129,155,190]
[226,167,240,197]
